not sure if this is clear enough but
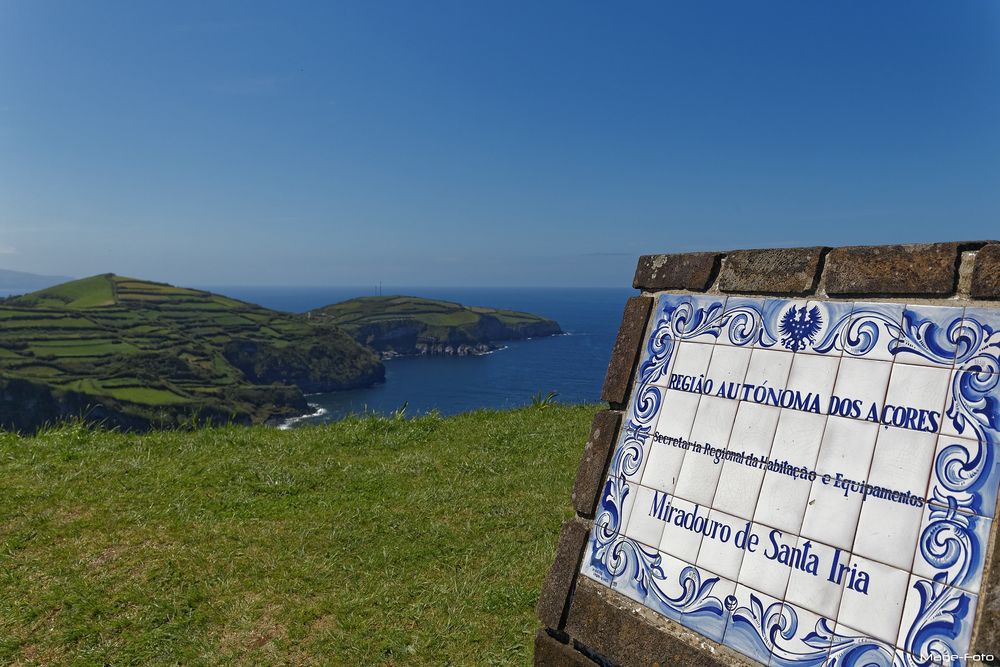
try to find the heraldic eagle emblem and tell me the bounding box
[779,304,822,351]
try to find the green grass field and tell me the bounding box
[0,404,593,666]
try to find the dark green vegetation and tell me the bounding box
[307,295,562,357]
[0,404,592,665]
[0,275,384,431]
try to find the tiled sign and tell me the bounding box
[580,295,1000,666]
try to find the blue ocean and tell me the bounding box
[201,286,632,426]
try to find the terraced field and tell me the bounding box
[0,275,384,431]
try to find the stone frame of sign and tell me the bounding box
[535,242,1000,667]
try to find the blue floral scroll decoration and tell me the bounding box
[585,296,999,666]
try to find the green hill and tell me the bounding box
[0,404,591,664]
[306,295,562,357]
[0,274,384,431]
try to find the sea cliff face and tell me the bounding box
[222,336,386,391]
[306,296,563,359]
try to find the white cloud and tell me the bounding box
[0,244,16,255]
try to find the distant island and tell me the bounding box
[0,268,73,293]
[305,295,563,358]
[0,274,384,432]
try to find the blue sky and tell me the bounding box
[1,1,998,287]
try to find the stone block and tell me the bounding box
[565,579,733,667]
[601,296,653,405]
[572,411,622,518]
[633,253,720,291]
[533,629,596,666]
[825,242,958,296]
[537,518,591,631]
[972,243,1000,300]
[719,246,824,295]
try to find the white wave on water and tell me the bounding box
[476,345,508,356]
[277,403,328,430]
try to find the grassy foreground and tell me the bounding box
[0,404,594,666]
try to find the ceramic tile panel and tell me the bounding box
[651,551,711,624]
[911,503,992,595]
[768,604,834,667]
[942,368,1000,440]
[784,353,841,415]
[843,302,906,362]
[673,395,739,506]
[811,415,880,476]
[637,389,701,488]
[960,307,1000,371]
[799,478,865,552]
[782,536,846,620]
[717,297,766,348]
[611,546,690,620]
[896,574,976,657]
[696,508,749,581]
[642,294,723,393]
[753,410,826,534]
[851,427,936,570]
[663,340,715,386]
[743,347,795,391]
[614,478,639,541]
[622,483,668,550]
[723,584,782,664]
[581,296,1000,666]
[754,299,848,357]
[656,494,704,562]
[835,554,909,645]
[926,432,1000,520]
[659,293,729,345]
[578,523,605,585]
[713,403,781,520]
[704,342,753,386]
[609,557,650,607]
[652,387,703,440]
[827,626,900,667]
[794,300,854,357]
[799,417,878,550]
[737,522,796,600]
[679,573,737,642]
[639,552,710,622]
[892,304,965,369]
[883,362,951,434]
[829,357,892,421]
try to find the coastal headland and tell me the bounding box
[306,295,563,358]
